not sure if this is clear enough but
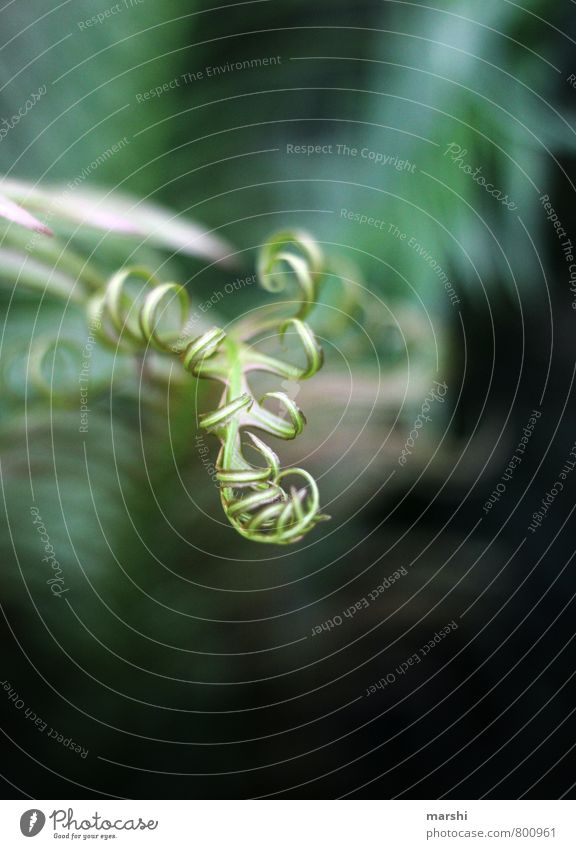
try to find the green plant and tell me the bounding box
[0,190,331,544]
[92,233,330,544]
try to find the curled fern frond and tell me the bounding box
[90,266,189,353]
[191,232,330,542]
[220,465,328,545]
[179,327,227,375]
[9,230,331,545]
[257,230,323,319]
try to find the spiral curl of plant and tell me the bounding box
[78,231,331,545]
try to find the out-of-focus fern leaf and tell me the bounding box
[1,179,233,263]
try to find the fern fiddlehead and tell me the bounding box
[0,190,332,543]
[86,231,330,544]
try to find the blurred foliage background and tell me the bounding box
[2,0,576,799]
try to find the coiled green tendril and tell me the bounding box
[88,231,330,544]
